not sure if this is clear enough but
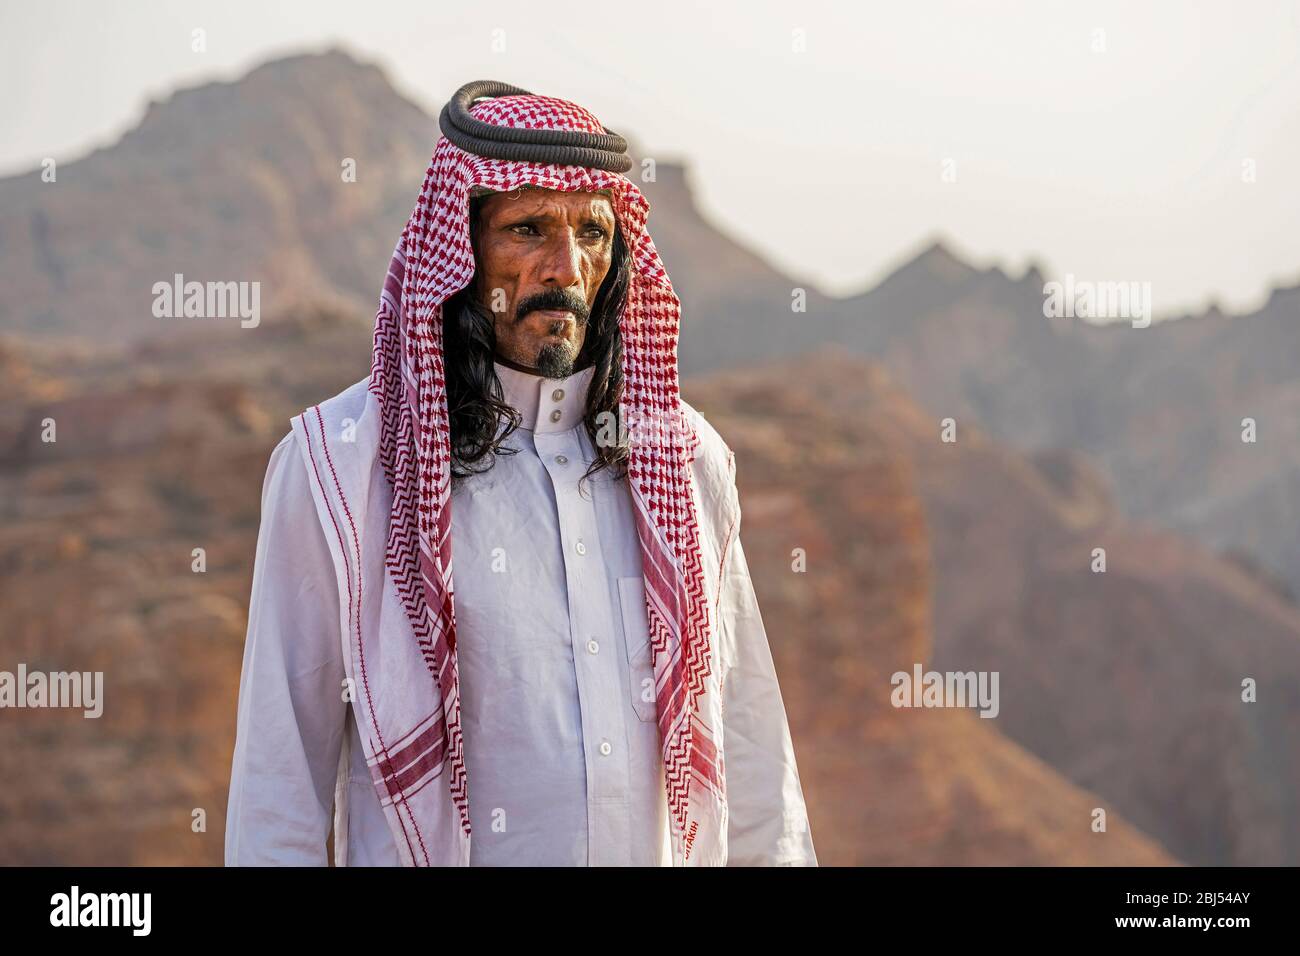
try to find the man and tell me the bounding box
[224,81,816,866]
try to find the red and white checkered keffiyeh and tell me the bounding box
[367,89,727,864]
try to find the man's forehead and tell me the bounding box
[473,185,614,216]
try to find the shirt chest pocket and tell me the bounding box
[617,576,657,723]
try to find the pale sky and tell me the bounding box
[3,0,1298,316]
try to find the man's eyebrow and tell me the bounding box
[584,205,616,228]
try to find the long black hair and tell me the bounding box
[441,193,633,495]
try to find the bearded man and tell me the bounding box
[224,81,816,867]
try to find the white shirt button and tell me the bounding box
[575,540,586,555]
[587,639,599,654]
[549,409,562,423]
[599,740,612,756]
[552,388,565,401]
[555,454,568,465]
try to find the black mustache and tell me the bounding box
[515,289,590,325]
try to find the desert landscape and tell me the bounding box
[1,49,1296,865]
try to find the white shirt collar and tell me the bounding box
[493,359,596,434]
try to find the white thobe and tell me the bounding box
[225,359,816,866]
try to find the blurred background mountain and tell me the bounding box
[1,49,1296,865]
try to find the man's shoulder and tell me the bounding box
[284,375,378,464]
[679,398,733,465]
[305,375,373,430]
[262,375,376,501]
[677,398,743,552]
[678,398,737,498]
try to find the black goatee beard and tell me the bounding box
[535,339,579,379]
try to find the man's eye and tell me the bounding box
[584,227,609,239]
[509,224,539,236]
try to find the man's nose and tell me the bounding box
[540,229,583,291]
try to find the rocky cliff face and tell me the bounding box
[683,351,1175,865]
[0,50,430,342]
[0,324,1172,865]
[697,348,1300,865]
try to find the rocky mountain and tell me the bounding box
[0,50,429,342]
[803,245,1300,620]
[0,326,1171,865]
[691,349,1300,866]
[6,45,1296,617]
[0,311,371,864]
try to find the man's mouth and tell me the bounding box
[534,308,576,322]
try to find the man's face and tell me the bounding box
[473,187,616,378]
